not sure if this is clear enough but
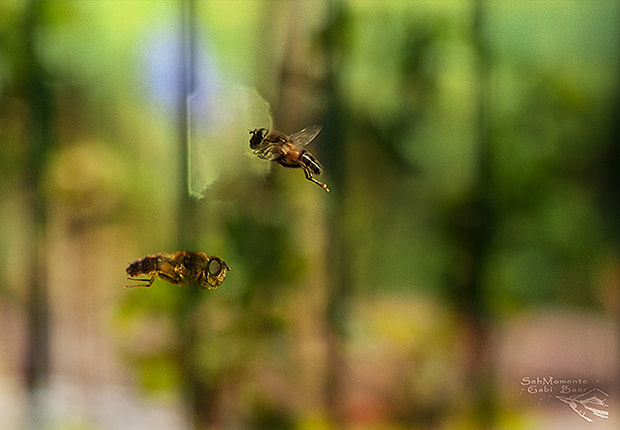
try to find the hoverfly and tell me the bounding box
[249,125,330,192]
[124,251,230,290]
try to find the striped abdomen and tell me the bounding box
[300,151,322,175]
[126,254,162,276]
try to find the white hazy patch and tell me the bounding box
[188,83,273,199]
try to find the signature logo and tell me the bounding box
[520,376,609,422]
[556,388,609,422]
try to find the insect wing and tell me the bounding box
[288,125,322,147]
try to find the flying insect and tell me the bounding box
[249,125,329,192]
[124,251,230,290]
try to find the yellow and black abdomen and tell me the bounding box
[300,150,322,175]
[126,254,160,276]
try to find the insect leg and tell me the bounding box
[201,282,217,290]
[158,272,180,285]
[124,275,155,288]
[303,167,330,192]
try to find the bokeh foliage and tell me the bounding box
[1,1,618,429]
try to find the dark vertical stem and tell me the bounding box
[615,5,620,406]
[444,0,495,427]
[597,3,620,404]
[176,1,215,428]
[23,0,53,427]
[466,0,495,426]
[323,0,351,426]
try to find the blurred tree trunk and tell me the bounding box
[462,0,495,426]
[594,7,620,399]
[23,0,53,427]
[175,1,215,428]
[613,8,620,401]
[271,0,351,424]
[322,1,351,426]
[446,1,495,427]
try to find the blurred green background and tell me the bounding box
[1,0,619,429]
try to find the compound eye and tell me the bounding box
[208,258,222,276]
[249,130,261,148]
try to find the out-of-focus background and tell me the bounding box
[1,0,619,429]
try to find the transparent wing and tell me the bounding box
[288,125,322,147]
[188,82,272,199]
